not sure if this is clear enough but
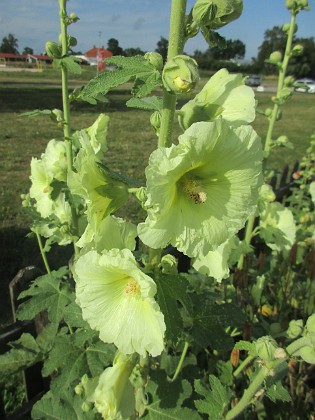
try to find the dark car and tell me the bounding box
[245,75,262,87]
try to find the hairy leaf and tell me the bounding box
[0,333,42,377]
[144,370,201,419]
[17,267,73,323]
[155,274,192,343]
[194,375,230,418]
[190,294,245,351]
[79,55,162,102]
[126,96,163,111]
[265,380,291,403]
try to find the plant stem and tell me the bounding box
[35,229,51,274]
[233,354,255,378]
[226,365,270,419]
[158,0,187,148]
[170,340,189,382]
[264,13,296,155]
[59,0,79,253]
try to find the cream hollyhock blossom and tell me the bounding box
[178,68,255,131]
[73,248,166,357]
[138,119,263,258]
[91,352,137,419]
[259,202,296,251]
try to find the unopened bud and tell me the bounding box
[68,36,77,47]
[150,111,161,135]
[255,336,279,362]
[269,51,282,64]
[265,108,273,117]
[284,75,295,86]
[45,41,62,59]
[193,0,243,30]
[69,12,79,22]
[162,55,199,94]
[291,44,304,56]
[144,52,163,71]
[276,135,289,145]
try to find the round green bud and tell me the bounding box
[255,336,279,362]
[259,184,276,202]
[286,319,304,339]
[274,348,287,359]
[284,75,295,86]
[51,108,63,123]
[150,111,161,135]
[193,0,243,30]
[69,36,77,47]
[45,41,62,59]
[269,51,282,64]
[265,108,273,117]
[276,135,289,145]
[144,52,163,71]
[282,23,291,33]
[81,402,91,413]
[162,55,199,94]
[69,12,79,22]
[74,384,83,395]
[286,0,296,10]
[291,44,304,56]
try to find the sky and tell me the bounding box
[0,0,315,62]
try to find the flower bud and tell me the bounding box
[265,108,273,117]
[144,52,163,71]
[45,41,62,59]
[255,336,279,362]
[69,12,79,22]
[284,75,295,86]
[68,36,78,47]
[259,184,276,202]
[269,51,282,64]
[291,44,304,56]
[162,55,199,94]
[193,0,243,30]
[286,319,303,339]
[276,135,289,146]
[274,347,287,359]
[150,111,161,135]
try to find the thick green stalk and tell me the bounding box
[233,354,255,378]
[237,13,297,270]
[170,340,189,382]
[158,0,187,148]
[226,365,270,419]
[264,13,296,154]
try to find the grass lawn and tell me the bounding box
[0,69,315,324]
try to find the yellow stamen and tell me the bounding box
[124,277,140,297]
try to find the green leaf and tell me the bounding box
[265,380,291,403]
[190,294,245,351]
[126,96,163,111]
[194,375,230,418]
[55,56,82,74]
[79,55,162,102]
[16,267,73,323]
[19,109,53,118]
[234,340,257,355]
[0,333,42,377]
[63,301,90,329]
[144,370,201,419]
[155,274,192,343]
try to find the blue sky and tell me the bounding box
[0,0,314,61]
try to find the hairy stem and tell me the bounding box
[170,341,189,382]
[35,229,51,274]
[158,0,187,148]
[226,365,270,419]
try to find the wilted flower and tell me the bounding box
[138,119,263,258]
[73,248,166,357]
[178,68,255,131]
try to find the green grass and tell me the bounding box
[0,70,315,325]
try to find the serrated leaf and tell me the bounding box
[194,375,230,419]
[234,340,257,355]
[16,267,73,323]
[19,109,52,118]
[0,333,42,377]
[55,56,82,74]
[144,370,201,419]
[155,274,192,343]
[79,55,161,102]
[63,301,90,329]
[86,341,116,377]
[190,295,245,351]
[265,380,291,403]
[126,96,163,111]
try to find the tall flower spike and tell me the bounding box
[178,68,255,131]
[138,119,263,258]
[73,249,166,357]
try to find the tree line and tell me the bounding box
[1,30,315,78]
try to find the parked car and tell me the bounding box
[245,75,262,87]
[294,78,315,94]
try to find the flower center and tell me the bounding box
[124,277,140,297]
[182,178,207,204]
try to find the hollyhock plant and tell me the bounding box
[138,119,263,258]
[178,68,255,131]
[73,248,166,357]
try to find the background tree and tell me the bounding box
[0,34,19,54]
[22,47,34,55]
[288,37,315,78]
[155,36,168,62]
[256,26,287,72]
[107,38,124,56]
[124,47,145,57]
[210,39,246,61]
